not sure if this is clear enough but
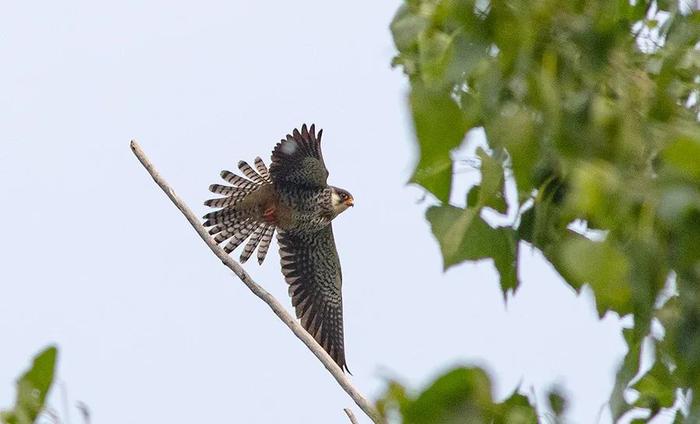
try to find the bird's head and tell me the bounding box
[330,187,354,216]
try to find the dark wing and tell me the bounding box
[277,225,348,371]
[269,124,329,188]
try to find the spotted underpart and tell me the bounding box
[202,124,353,372]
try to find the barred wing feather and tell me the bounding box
[269,124,328,188]
[277,225,348,371]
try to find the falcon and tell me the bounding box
[202,124,354,372]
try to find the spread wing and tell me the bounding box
[269,124,329,188]
[277,225,348,371]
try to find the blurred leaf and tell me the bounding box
[391,4,428,54]
[418,30,454,86]
[547,387,567,418]
[662,135,700,182]
[391,0,700,413]
[427,205,518,294]
[476,148,507,213]
[376,380,411,420]
[566,161,624,229]
[484,109,538,195]
[494,391,538,424]
[426,204,481,266]
[467,185,481,208]
[403,368,494,424]
[410,86,467,202]
[656,186,700,229]
[1,346,58,424]
[377,367,540,424]
[560,237,632,316]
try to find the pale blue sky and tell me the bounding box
[1,1,645,423]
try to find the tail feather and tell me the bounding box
[204,158,277,265]
[208,220,240,235]
[238,161,265,184]
[223,221,257,253]
[256,225,275,264]
[240,225,266,263]
[209,224,226,236]
[214,228,235,244]
[208,184,255,197]
[202,206,249,226]
[214,219,250,244]
[204,195,246,208]
[254,157,271,181]
[220,171,258,189]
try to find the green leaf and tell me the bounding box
[427,205,518,294]
[492,233,518,296]
[379,366,539,424]
[476,147,507,213]
[467,185,481,208]
[418,30,454,86]
[662,134,700,182]
[656,186,700,230]
[547,387,567,418]
[494,391,538,424]
[410,86,467,202]
[391,5,428,54]
[559,237,632,316]
[1,346,58,424]
[426,204,480,266]
[403,367,494,424]
[483,110,538,196]
[376,380,411,420]
[566,161,622,229]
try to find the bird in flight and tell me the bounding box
[202,124,354,372]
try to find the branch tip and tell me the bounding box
[344,408,360,424]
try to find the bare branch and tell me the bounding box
[344,408,360,424]
[75,402,90,424]
[130,140,383,424]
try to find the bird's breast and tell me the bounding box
[274,187,332,232]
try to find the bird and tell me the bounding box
[202,124,354,372]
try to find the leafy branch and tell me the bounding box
[391,0,700,421]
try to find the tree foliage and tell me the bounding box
[377,368,547,424]
[388,0,700,421]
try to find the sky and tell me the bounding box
[0,1,666,423]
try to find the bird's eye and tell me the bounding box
[340,193,346,200]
